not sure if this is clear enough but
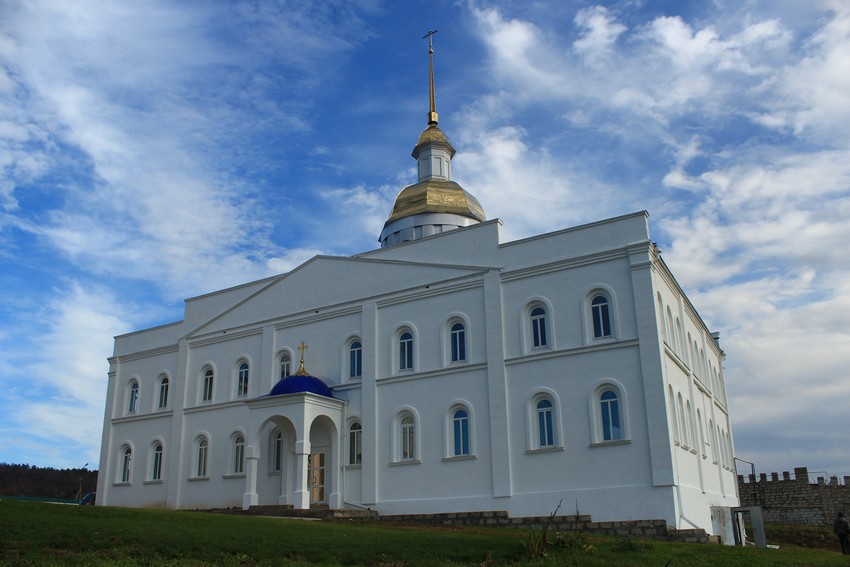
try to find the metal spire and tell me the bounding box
[423,29,439,125]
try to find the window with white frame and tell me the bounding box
[271,430,283,473]
[677,394,688,448]
[697,409,706,457]
[233,434,245,474]
[157,375,169,409]
[202,369,214,402]
[280,353,291,379]
[128,382,139,413]
[399,331,414,371]
[400,413,416,461]
[120,446,132,483]
[536,399,555,447]
[710,419,718,462]
[349,340,362,379]
[600,389,622,441]
[196,437,209,477]
[668,385,679,443]
[237,362,249,397]
[348,422,362,465]
[530,306,548,348]
[686,401,695,448]
[151,443,163,481]
[449,322,466,363]
[666,307,675,350]
[591,294,612,338]
[452,408,470,456]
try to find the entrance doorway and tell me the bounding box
[308,452,326,504]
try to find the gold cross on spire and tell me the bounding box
[423,29,439,125]
[294,341,309,376]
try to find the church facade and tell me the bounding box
[97,49,738,533]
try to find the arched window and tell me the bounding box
[349,341,362,378]
[237,362,249,397]
[128,382,139,413]
[399,331,414,371]
[157,376,169,409]
[668,386,679,443]
[591,294,612,338]
[121,446,132,483]
[453,409,470,456]
[349,422,362,465]
[536,399,555,447]
[675,317,683,354]
[710,419,718,462]
[530,306,548,348]
[666,307,675,350]
[280,353,291,379]
[233,434,245,474]
[697,409,706,457]
[450,322,466,363]
[401,414,415,460]
[600,390,622,441]
[271,430,283,472]
[196,438,209,477]
[152,443,163,481]
[686,401,695,448]
[677,394,688,448]
[202,369,214,402]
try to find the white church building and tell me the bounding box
[97,45,738,533]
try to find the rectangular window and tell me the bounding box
[202,372,213,402]
[399,333,413,371]
[158,379,168,408]
[350,342,362,378]
[536,399,554,447]
[349,425,362,465]
[531,308,547,348]
[453,411,470,456]
[401,417,415,460]
[152,446,162,480]
[237,364,249,397]
[197,442,208,477]
[234,439,245,474]
[450,324,466,362]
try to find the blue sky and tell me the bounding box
[1,0,849,477]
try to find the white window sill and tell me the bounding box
[188,476,210,482]
[442,454,477,462]
[223,473,246,479]
[112,481,131,487]
[589,439,631,448]
[525,446,564,454]
[390,459,421,466]
[345,463,362,469]
[143,479,164,485]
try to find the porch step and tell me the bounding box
[242,505,378,520]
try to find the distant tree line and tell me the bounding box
[0,463,98,500]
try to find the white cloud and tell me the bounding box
[573,6,627,68]
[462,3,850,475]
[0,281,133,467]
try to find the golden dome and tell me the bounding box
[385,179,486,225]
[412,124,455,159]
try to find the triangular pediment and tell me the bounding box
[186,255,488,338]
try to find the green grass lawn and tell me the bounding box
[1,499,847,566]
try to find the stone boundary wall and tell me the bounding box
[737,466,850,526]
[377,511,713,543]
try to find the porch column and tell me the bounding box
[242,444,259,509]
[293,440,311,509]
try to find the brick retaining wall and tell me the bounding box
[377,511,713,543]
[737,466,850,526]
